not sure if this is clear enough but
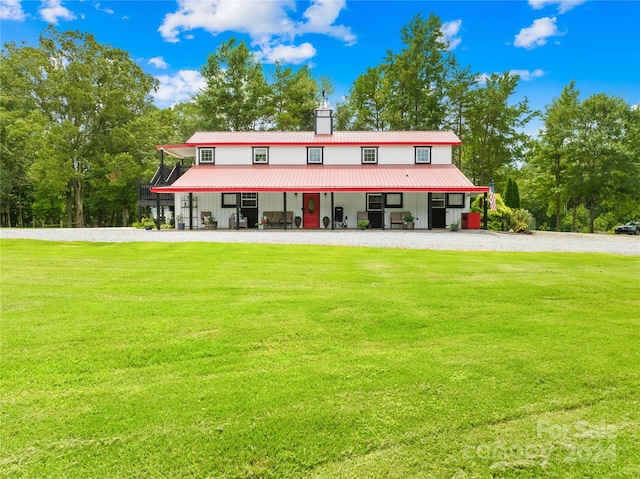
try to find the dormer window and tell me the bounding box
[253,147,269,164]
[361,147,378,164]
[307,147,323,164]
[415,146,431,164]
[199,147,215,164]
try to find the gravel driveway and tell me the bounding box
[2,227,638,255]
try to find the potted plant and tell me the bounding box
[450,219,461,231]
[403,213,415,230]
[256,216,269,229]
[205,215,217,230]
[357,220,369,230]
[294,216,302,228]
[176,214,185,230]
[322,216,330,228]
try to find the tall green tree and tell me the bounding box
[503,177,521,209]
[567,93,638,233]
[342,66,388,131]
[382,13,449,130]
[269,63,319,131]
[1,27,157,227]
[529,81,580,230]
[0,107,43,226]
[463,73,534,185]
[444,61,477,168]
[197,38,269,131]
[170,101,206,143]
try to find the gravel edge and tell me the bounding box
[1,227,639,255]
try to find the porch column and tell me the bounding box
[235,193,241,230]
[155,194,161,230]
[188,192,194,230]
[283,192,287,230]
[483,192,488,230]
[155,149,165,230]
[330,192,335,230]
[381,192,386,230]
[427,193,433,230]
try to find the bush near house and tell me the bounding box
[471,195,534,232]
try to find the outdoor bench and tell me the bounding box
[263,211,294,228]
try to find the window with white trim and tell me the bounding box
[431,193,445,208]
[367,193,383,210]
[415,146,431,164]
[361,147,378,164]
[446,193,465,208]
[241,193,258,208]
[199,147,215,164]
[252,147,269,164]
[307,147,323,164]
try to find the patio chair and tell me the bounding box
[200,211,212,228]
[229,213,248,229]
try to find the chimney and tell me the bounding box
[314,91,333,135]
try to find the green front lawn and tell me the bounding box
[1,240,638,478]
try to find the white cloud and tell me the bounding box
[149,56,169,69]
[528,0,586,14]
[509,68,545,81]
[514,17,562,49]
[440,19,462,51]
[158,0,355,65]
[477,69,545,85]
[95,3,115,15]
[261,42,317,65]
[158,0,297,44]
[39,0,76,24]
[153,70,206,107]
[297,0,356,45]
[0,0,25,21]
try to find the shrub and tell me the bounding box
[471,193,512,231]
[503,178,521,209]
[510,209,534,233]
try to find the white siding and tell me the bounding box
[207,144,453,166]
[175,191,473,229]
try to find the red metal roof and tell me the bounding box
[151,165,489,193]
[184,130,461,146]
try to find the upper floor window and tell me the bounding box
[253,147,269,164]
[415,146,431,164]
[307,147,323,164]
[199,147,215,164]
[361,147,378,164]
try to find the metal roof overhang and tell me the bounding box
[150,165,489,194]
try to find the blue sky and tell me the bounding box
[2,0,639,134]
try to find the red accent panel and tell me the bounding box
[302,193,320,229]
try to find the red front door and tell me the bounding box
[302,193,320,229]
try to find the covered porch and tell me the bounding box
[150,164,490,230]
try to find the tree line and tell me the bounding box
[2,16,638,230]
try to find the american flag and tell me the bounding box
[489,182,497,211]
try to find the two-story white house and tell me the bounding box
[151,104,489,230]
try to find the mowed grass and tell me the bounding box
[1,239,639,478]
